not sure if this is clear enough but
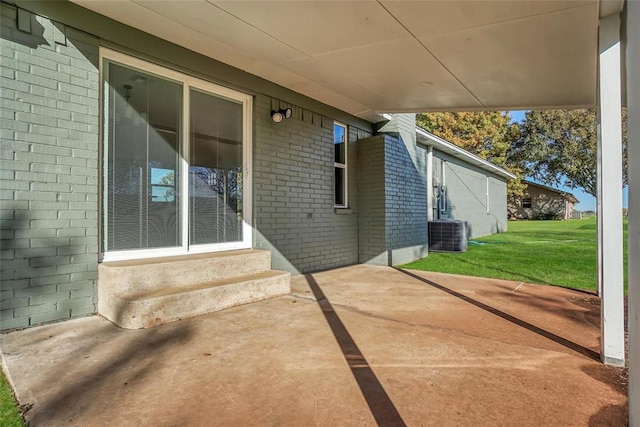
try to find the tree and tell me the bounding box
[192,166,242,211]
[512,109,627,197]
[417,112,526,196]
[158,170,175,202]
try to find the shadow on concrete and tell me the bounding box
[305,274,407,427]
[479,288,601,330]
[395,268,601,362]
[581,363,628,396]
[587,403,629,427]
[26,321,193,425]
[584,362,629,426]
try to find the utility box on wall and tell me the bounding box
[428,220,468,252]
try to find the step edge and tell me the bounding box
[116,270,290,300]
[109,274,291,329]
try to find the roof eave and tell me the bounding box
[415,128,516,181]
[523,180,580,203]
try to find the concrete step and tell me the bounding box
[102,270,291,329]
[98,249,272,295]
[98,249,291,329]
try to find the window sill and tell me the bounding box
[334,208,353,215]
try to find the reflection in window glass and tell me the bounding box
[334,123,345,164]
[150,168,175,203]
[334,122,347,207]
[189,89,243,245]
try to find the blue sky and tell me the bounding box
[508,110,628,211]
[509,110,527,123]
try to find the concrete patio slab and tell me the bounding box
[1,265,628,426]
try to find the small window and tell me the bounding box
[334,122,347,207]
[522,196,532,208]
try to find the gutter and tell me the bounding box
[415,127,516,181]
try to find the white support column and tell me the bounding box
[597,13,625,367]
[426,146,434,222]
[626,2,639,424]
[596,121,603,297]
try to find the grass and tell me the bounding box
[402,217,628,294]
[0,370,24,427]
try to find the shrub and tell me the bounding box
[534,210,562,220]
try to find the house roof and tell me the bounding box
[415,127,516,181]
[523,180,580,204]
[68,0,623,122]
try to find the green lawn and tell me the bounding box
[402,217,628,293]
[0,370,24,427]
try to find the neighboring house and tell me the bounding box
[0,3,513,331]
[508,181,580,220]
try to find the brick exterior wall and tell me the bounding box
[357,132,428,266]
[384,136,428,264]
[1,6,438,329]
[253,95,372,273]
[0,4,378,330]
[1,4,99,329]
[357,135,386,264]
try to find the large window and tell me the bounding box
[334,122,347,207]
[101,49,252,261]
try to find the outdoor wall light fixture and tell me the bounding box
[123,84,132,102]
[271,108,293,123]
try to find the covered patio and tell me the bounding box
[1,1,636,424]
[1,265,627,426]
[28,0,634,377]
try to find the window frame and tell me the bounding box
[334,121,348,208]
[522,196,532,209]
[100,48,253,262]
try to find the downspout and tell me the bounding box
[440,161,447,219]
[426,146,433,222]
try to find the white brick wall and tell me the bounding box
[0,5,99,329]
